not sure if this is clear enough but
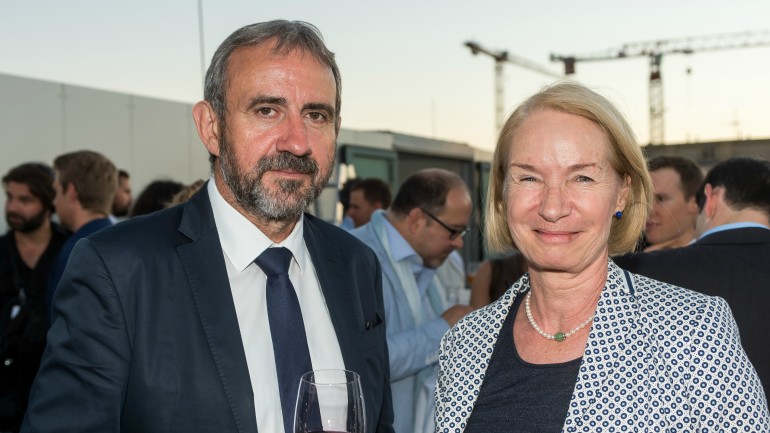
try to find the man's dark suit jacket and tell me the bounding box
[614,227,770,403]
[21,186,394,433]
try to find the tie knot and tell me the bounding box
[255,247,293,278]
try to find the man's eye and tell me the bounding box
[257,107,275,116]
[576,175,594,182]
[307,112,328,121]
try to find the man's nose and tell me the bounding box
[276,114,312,156]
[5,199,20,213]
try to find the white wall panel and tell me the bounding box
[63,85,132,166]
[0,74,64,176]
[0,73,206,232]
[131,96,206,192]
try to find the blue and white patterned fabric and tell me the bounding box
[435,260,769,432]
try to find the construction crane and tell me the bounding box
[550,30,770,145]
[465,41,562,134]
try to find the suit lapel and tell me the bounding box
[303,216,365,375]
[176,187,258,433]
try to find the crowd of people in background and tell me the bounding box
[0,153,205,432]
[1,18,768,433]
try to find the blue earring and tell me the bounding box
[614,211,623,219]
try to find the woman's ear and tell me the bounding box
[616,174,631,211]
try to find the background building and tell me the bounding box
[644,139,770,171]
[3,72,768,263]
[0,73,491,262]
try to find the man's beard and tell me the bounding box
[6,209,47,233]
[219,132,333,222]
[112,201,130,217]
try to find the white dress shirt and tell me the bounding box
[207,180,345,433]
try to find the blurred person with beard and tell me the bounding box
[110,169,132,221]
[337,177,361,230]
[0,163,68,432]
[21,21,393,433]
[352,168,474,433]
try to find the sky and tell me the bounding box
[2,1,770,152]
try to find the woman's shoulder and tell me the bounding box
[628,271,729,320]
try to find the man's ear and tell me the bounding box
[702,184,719,219]
[192,101,221,157]
[406,207,425,233]
[65,182,78,201]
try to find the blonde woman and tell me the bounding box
[435,82,768,432]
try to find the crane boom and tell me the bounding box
[552,30,770,63]
[550,30,770,145]
[465,41,561,133]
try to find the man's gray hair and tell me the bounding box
[204,20,341,129]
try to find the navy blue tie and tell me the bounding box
[255,247,314,433]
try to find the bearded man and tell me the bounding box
[0,163,68,431]
[1,163,68,311]
[21,21,393,433]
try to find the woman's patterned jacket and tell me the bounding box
[435,260,769,432]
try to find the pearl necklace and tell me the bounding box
[524,291,594,342]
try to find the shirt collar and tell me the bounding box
[207,179,306,273]
[382,214,426,272]
[380,214,437,296]
[699,222,770,240]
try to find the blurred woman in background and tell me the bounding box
[129,180,184,217]
[468,252,526,309]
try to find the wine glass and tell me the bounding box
[294,369,366,433]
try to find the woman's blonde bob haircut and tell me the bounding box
[485,81,653,257]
